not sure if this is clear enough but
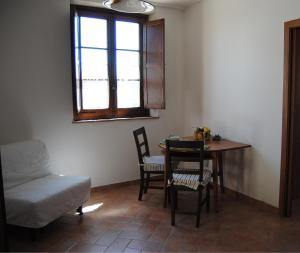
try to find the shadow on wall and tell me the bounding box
[224,148,255,195]
[0,90,32,145]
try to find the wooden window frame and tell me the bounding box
[70,5,149,121]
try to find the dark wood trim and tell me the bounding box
[0,152,9,252]
[280,18,300,217]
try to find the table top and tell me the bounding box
[159,137,251,153]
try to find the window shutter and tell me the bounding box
[143,19,165,109]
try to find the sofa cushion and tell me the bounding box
[5,174,91,228]
[1,140,52,190]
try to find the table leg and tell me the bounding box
[212,153,219,213]
[163,154,168,208]
[217,152,225,194]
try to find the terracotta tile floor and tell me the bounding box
[7,184,300,252]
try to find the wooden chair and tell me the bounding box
[166,140,211,227]
[133,127,164,201]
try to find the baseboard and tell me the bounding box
[91,175,164,193]
[224,187,279,214]
[91,179,140,193]
[91,179,279,214]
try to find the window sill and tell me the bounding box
[72,116,160,124]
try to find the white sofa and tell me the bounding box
[0,140,91,229]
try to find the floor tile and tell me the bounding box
[7,183,300,252]
[69,243,107,252]
[127,239,162,251]
[95,229,122,246]
[104,238,131,252]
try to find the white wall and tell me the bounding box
[183,0,300,207]
[0,0,184,187]
[2,0,297,208]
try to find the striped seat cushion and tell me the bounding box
[171,169,211,190]
[140,156,165,172]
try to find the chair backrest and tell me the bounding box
[133,127,150,164]
[166,140,204,182]
[0,140,52,190]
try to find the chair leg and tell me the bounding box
[206,185,210,213]
[174,189,178,209]
[196,190,203,228]
[139,171,145,201]
[170,186,176,226]
[144,172,150,194]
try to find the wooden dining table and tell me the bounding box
[159,137,251,212]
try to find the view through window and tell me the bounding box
[80,17,109,110]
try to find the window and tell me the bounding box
[70,5,165,121]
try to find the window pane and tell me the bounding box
[116,50,140,108]
[76,80,81,112]
[81,48,108,80]
[75,15,79,48]
[75,47,80,80]
[81,17,107,48]
[82,81,109,109]
[117,81,140,108]
[74,15,81,111]
[116,21,139,50]
[116,51,140,80]
[75,48,81,111]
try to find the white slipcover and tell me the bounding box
[5,175,90,228]
[1,140,91,228]
[1,140,52,191]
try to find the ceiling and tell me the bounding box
[74,0,201,9]
[148,0,201,8]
